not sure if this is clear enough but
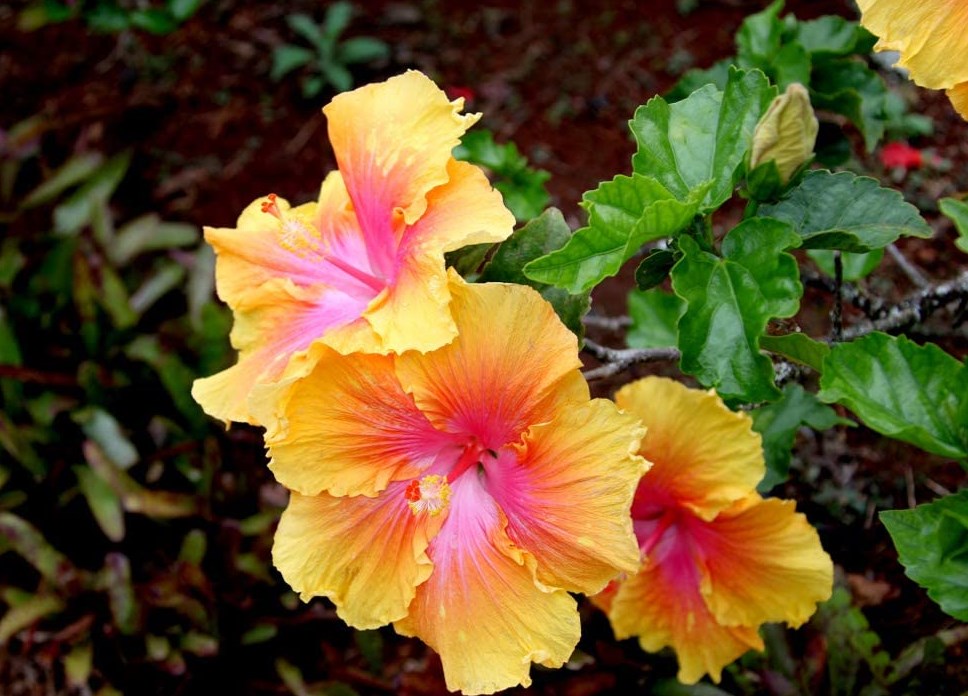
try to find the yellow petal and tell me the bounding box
[698,496,834,629]
[615,377,764,520]
[608,555,763,684]
[394,476,579,695]
[947,82,968,120]
[274,485,443,629]
[857,0,968,89]
[253,345,453,497]
[396,277,588,450]
[489,399,648,595]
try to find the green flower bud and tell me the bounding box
[749,83,819,185]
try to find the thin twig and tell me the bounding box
[832,251,844,342]
[582,314,632,330]
[841,269,968,340]
[581,339,680,381]
[802,268,886,320]
[887,243,930,289]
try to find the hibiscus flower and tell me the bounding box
[595,377,833,684]
[254,277,648,694]
[192,71,515,424]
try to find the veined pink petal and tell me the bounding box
[394,475,579,695]
[486,400,647,595]
[191,280,368,424]
[607,532,763,685]
[274,483,445,630]
[252,343,457,498]
[324,70,480,278]
[395,277,588,449]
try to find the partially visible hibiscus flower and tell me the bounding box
[253,277,648,695]
[595,377,833,685]
[857,0,968,119]
[192,70,515,424]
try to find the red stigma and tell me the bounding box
[260,193,280,216]
[404,480,421,502]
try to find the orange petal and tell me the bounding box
[394,476,580,694]
[615,377,764,520]
[607,550,763,684]
[696,496,834,629]
[396,278,588,450]
[488,400,647,595]
[274,484,444,630]
[253,345,455,497]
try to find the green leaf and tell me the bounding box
[110,214,198,266]
[819,333,968,459]
[751,384,848,490]
[760,170,931,251]
[671,219,802,402]
[808,248,884,281]
[939,197,968,254]
[167,0,204,22]
[523,175,706,293]
[130,263,186,315]
[72,407,139,469]
[760,333,830,372]
[811,58,888,151]
[772,41,812,90]
[64,643,93,688]
[287,13,327,52]
[102,552,138,634]
[881,490,968,621]
[320,63,352,93]
[337,37,389,64]
[735,0,784,72]
[85,4,130,33]
[99,264,138,329]
[0,513,78,586]
[53,152,131,236]
[271,44,315,82]
[322,2,353,41]
[480,208,590,339]
[631,67,776,210]
[0,594,64,644]
[21,152,104,209]
[794,16,874,58]
[667,60,731,101]
[354,629,384,672]
[0,238,26,289]
[75,465,125,542]
[130,8,179,35]
[627,288,683,349]
[634,248,677,291]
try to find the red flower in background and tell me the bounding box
[880,141,923,169]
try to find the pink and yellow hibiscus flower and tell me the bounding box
[857,0,968,119]
[253,277,648,695]
[192,70,515,424]
[595,377,833,685]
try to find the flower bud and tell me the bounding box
[749,83,819,185]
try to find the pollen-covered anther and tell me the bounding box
[260,193,281,218]
[405,475,452,517]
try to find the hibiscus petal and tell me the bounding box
[206,198,328,307]
[273,485,444,630]
[324,70,479,277]
[396,279,587,449]
[326,159,516,355]
[858,0,968,89]
[191,280,367,424]
[394,475,579,695]
[253,345,455,497]
[607,541,763,685]
[694,496,834,629]
[948,82,968,120]
[615,377,764,520]
[487,400,647,595]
